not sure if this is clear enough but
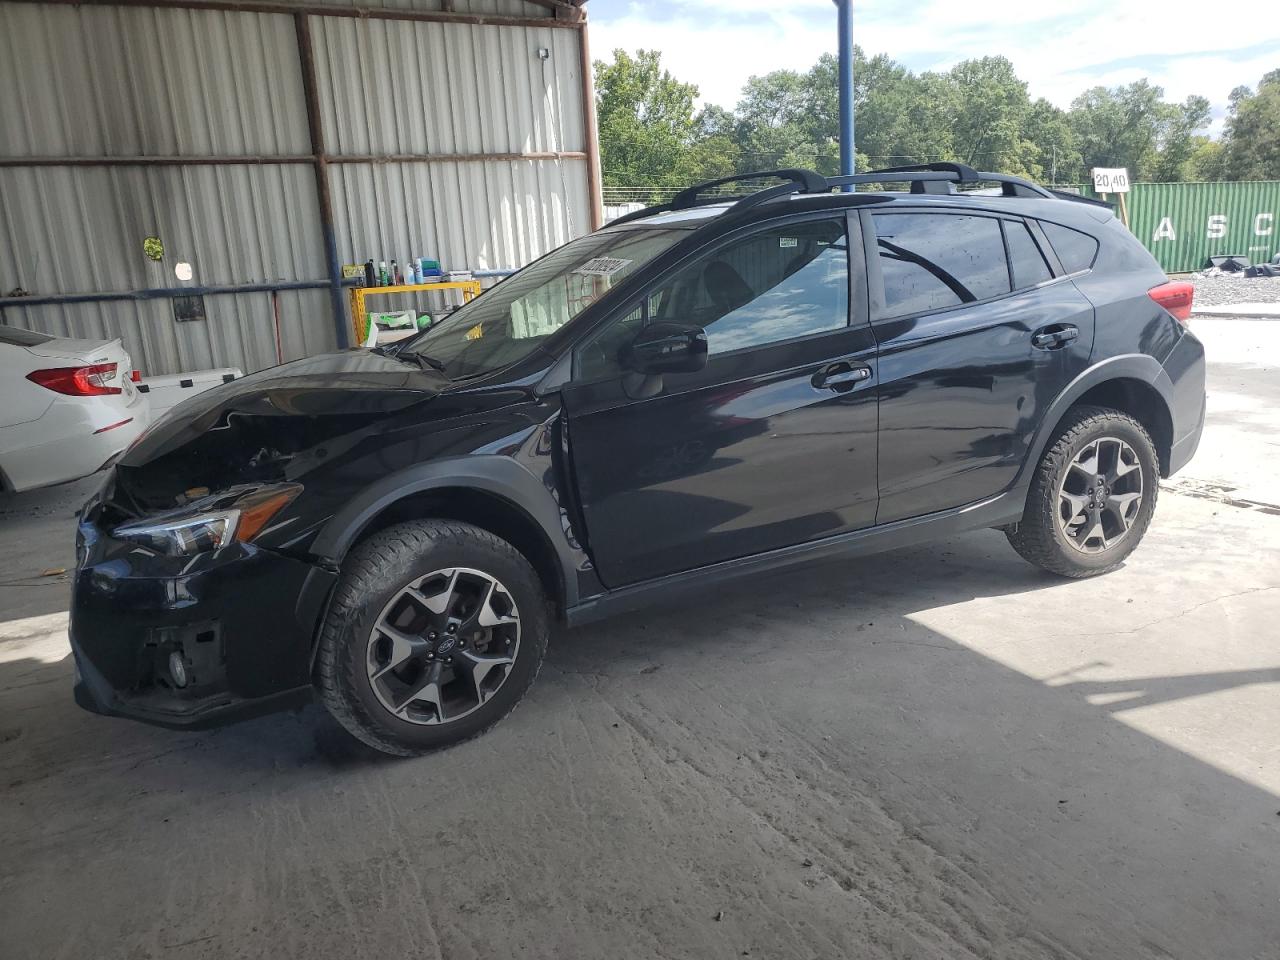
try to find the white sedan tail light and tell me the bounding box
[25,362,122,396]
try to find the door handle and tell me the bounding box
[1031,325,1079,350]
[812,362,872,391]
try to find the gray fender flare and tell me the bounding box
[1012,353,1175,493]
[309,455,580,607]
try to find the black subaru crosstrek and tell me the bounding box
[72,164,1205,755]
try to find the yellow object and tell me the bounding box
[466,323,484,340]
[349,280,482,344]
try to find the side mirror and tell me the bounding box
[623,322,708,375]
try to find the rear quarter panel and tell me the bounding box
[1071,218,1182,365]
[0,344,55,428]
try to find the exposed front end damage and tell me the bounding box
[70,351,443,728]
[72,504,336,728]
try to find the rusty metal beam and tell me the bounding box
[0,155,315,167]
[517,0,585,20]
[578,16,603,230]
[326,151,588,164]
[0,278,348,311]
[294,11,348,350]
[8,0,581,29]
[0,152,590,168]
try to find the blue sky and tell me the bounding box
[588,0,1279,134]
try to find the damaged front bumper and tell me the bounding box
[71,508,336,730]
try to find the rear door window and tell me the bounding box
[1040,221,1099,274]
[871,213,1011,319]
[0,325,54,347]
[1004,220,1054,289]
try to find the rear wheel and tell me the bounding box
[1006,406,1159,578]
[316,520,550,756]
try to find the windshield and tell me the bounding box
[397,226,687,379]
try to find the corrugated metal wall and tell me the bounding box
[0,0,593,375]
[0,5,311,157]
[314,13,589,272]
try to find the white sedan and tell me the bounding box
[0,325,150,492]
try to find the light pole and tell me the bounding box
[835,0,855,191]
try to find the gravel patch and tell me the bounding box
[1190,272,1280,307]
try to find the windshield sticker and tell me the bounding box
[574,257,632,276]
[779,237,798,248]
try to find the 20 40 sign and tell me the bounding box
[1092,168,1130,193]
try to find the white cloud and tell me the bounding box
[589,0,1280,130]
[591,9,834,109]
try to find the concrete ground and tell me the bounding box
[2,319,1278,960]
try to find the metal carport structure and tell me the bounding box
[0,0,601,374]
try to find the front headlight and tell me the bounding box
[114,483,302,556]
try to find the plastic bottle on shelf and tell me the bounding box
[379,260,389,286]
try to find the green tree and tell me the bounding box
[1067,81,1209,181]
[1217,71,1280,179]
[594,46,1237,201]
[1022,98,1081,184]
[1186,136,1226,181]
[734,63,835,172]
[1149,96,1212,181]
[594,49,702,201]
[693,104,736,140]
[1068,81,1164,178]
[941,57,1038,176]
[731,49,953,174]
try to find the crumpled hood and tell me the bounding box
[114,349,447,512]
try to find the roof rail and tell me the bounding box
[668,168,827,209]
[607,169,828,227]
[1048,188,1115,209]
[860,161,982,180]
[828,163,1056,199]
[606,163,1073,228]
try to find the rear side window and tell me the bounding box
[872,213,1011,318]
[1004,221,1053,289]
[1040,222,1099,274]
[0,325,54,347]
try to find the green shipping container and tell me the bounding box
[1048,181,1280,273]
[1126,181,1280,274]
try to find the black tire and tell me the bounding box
[1006,405,1159,578]
[316,520,550,756]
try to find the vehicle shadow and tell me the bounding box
[2,529,1278,959]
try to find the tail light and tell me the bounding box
[1148,280,1194,325]
[130,369,141,382]
[26,362,122,396]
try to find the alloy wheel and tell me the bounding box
[366,567,520,725]
[1057,436,1144,554]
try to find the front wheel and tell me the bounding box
[1006,406,1159,578]
[316,520,550,756]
